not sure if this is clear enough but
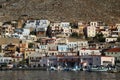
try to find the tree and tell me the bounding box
[46,26,52,38]
[83,27,87,38]
[70,22,78,29]
[28,43,34,48]
[16,47,20,53]
[0,45,1,52]
[79,33,85,39]
[117,37,120,42]
[30,30,36,35]
[94,33,105,42]
[70,32,79,38]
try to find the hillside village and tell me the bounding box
[0,15,120,69]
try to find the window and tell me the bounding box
[96,58,98,61]
[4,59,6,62]
[74,44,76,46]
[83,58,86,60]
[17,58,20,61]
[6,59,8,62]
[111,52,113,54]
[81,53,83,55]
[61,47,63,51]
[81,43,83,46]
[17,54,19,56]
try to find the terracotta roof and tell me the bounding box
[105,48,120,52]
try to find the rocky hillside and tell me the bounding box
[0,0,120,24]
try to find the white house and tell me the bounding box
[81,55,115,66]
[24,20,36,28]
[27,35,37,41]
[50,22,61,30]
[116,24,120,29]
[58,45,68,52]
[50,22,62,36]
[101,30,110,37]
[24,48,36,59]
[36,20,50,31]
[67,42,77,51]
[28,52,43,67]
[60,22,71,37]
[79,48,101,56]
[22,28,30,36]
[111,31,119,37]
[87,26,96,37]
[1,24,15,37]
[24,20,50,31]
[0,57,13,64]
[13,28,30,39]
[37,20,50,28]
[47,44,58,56]
[12,52,23,63]
[90,21,98,27]
[29,56,58,67]
[77,41,89,49]
[55,38,68,44]
[78,21,85,26]
[114,24,120,36]
[105,37,117,42]
[37,44,48,56]
[11,33,20,38]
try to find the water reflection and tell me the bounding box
[0,71,119,80]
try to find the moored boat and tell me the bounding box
[107,68,120,73]
[48,66,57,71]
[88,66,109,72]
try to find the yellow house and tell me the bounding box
[24,48,35,59]
[5,44,16,52]
[19,42,28,53]
[78,25,85,35]
[71,22,85,36]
